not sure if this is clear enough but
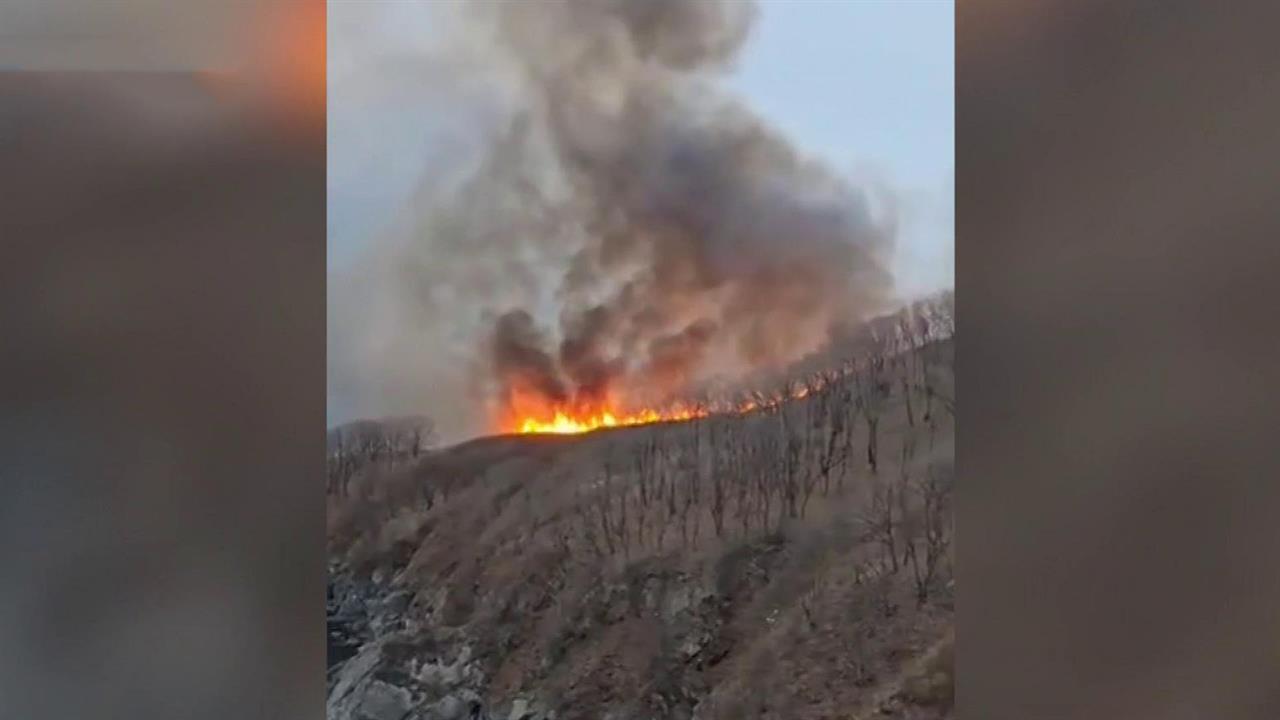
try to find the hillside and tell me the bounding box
[327,339,954,720]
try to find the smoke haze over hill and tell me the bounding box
[328,0,911,440]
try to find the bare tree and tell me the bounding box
[594,464,617,557]
[799,371,849,513]
[934,289,955,339]
[708,420,728,538]
[858,440,914,577]
[730,420,754,537]
[633,434,660,551]
[410,417,437,458]
[865,476,899,574]
[684,418,705,547]
[611,458,631,560]
[777,381,805,521]
[853,361,886,475]
[659,428,679,550]
[799,557,829,634]
[905,465,951,605]
[754,416,783,532]
[897,316,918,429]
[572,486,604,559]
[327,431,359,497]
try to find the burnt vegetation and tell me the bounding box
[327,294,955,720]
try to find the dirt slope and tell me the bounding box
[328,340,954,720]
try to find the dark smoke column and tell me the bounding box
[470,0,896,425]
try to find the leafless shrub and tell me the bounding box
[327,415,437,495]
[905,464,951,605]
[707,419,736,539]
[798,555,831,633]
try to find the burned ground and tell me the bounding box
[328,337,953,720]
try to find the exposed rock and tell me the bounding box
[424,693,466,720]
[384,590,413,616]
[330,643,383,713]
[357,681,413,720]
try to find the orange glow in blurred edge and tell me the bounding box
[197,1,325,136]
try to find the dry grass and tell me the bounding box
[328,339,955,718]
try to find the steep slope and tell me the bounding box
[327,340,954,720]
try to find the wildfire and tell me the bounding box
[499,372,837,435]
[509,405,706,435]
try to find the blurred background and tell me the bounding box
[960,0,1280,717]
[0,1,325,718]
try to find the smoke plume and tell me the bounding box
[329,0,896,439]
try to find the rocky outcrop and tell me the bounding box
[327,566,552,720]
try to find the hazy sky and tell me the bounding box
[725,1,954,297]
[328,0,953,297]
[327,0,953,428]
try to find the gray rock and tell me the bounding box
[330,643,382,707]
[662,586,696,620]
[679,629,710,660]
[415,658,462,691]
[425,693,466,720]
[383,590,413,615]
[356,680,412,720]
[328,642,417,720]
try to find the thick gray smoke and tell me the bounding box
[329,0,896,439]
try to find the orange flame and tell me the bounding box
[498,370,843,435]
[510,405,705,435]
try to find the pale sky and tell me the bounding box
[328,0,953,297]
[725,1,954,297]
